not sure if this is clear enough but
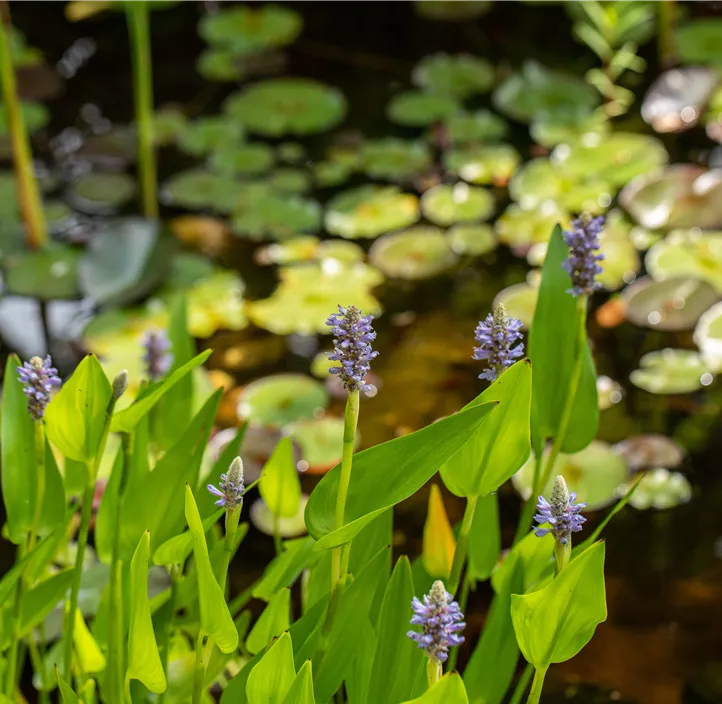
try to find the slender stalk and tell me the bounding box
[332,390,360,591]
[554,540,571,575]
[527,666,548,704]
[510,663,534,704]
[158,565,180,704]
[0,2,46,249]
[28,421,46,552]
[218,505,241,594]
[447,496,478,595]
[192,631,206,704]
[126,2,158,219]
[426,658,442,688]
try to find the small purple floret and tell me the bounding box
[406,580,465,663]
[142,329,173,382]
[16,355,61,420]
[208,457,244,510]
[562,215,605,297]
[473,303,524,382]
[534,475,587,546]
[326,304,378,394]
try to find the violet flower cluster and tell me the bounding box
[17,355,61,420]
[407,580,465,663]
[534,475,587,546]
[562,215,605,297]
[208,457,244,510]
[142,329,173,382]
[326,304,378,393]
[473,303,524,382]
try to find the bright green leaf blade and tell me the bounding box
[528,226,598,454]
[73,608,106,674]
[440,360,531,497]
[94,446,124,564]
[281,659,315,704]
[345,618,376,703]
[246,632,295,704]
[511,541,607,668]
[468,492,501,581]
[56,668,80,704]
[41,436,66,536]
[45,354,112,462]
[252,537,321,602]
[19,569,75,635]
[152,509,225,566]
[401,672,469,704]
[185,485,239,653]
[260,437,301,518]
[305,402,497,549]
[127,531,167,693]
[110,349,211,433]
[246,588,291,656]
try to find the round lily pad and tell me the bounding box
[623,276,718,331]
[161,169,247,213]
[369,226,458,280]
[177,116,244,157]
[412,53,494,99]
[676,19,722,67]
[613,435,685,472]
[630,348,714,395]
[598,232,641,292]
[386,91,460,127]
[170,215,229,254]
[208,143,275,176]
[67,172,136,215]
[493,61,599,124]
[257,236,321,265]
[224,79,346,137]
[495,203,569,252]
[445,144,520,186]
[277,142,306,164]
[646,230,722,292]
[325,185,419,239]
[250,496,309,538]
[79,127,137,168]
[166,253,214,290]
[360,138,431,182]
[694,301,722,373]
[237,374,328,428]
[421,183,494,226]
[182,271,248,338]
[232,194,321,241]
[266,168,312,194]
[4,244,80,300]
[513,440,629,511]
[199,4,302,54]
[447,223,496,256]
[442,110,508,144]
[493,282,538,327]
[197,48,246,82]
[317,240,365,263]
[288,417,360,474]
[530,108,607,148]
[154,108,187,146]
[414,0,491,21]
[0,101,49,135]
[314,160,354,188]
[623,469,692,511]
[597,375,624,411]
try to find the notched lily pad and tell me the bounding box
[208,143,275,176]
[161,169,247,213]
[67,172,136,215]
[197,48,246,82]
[360,138,431,182]
[267,168,312,194]
[441,110,508,144]
[445,144,519,186]
[386,91,460,127]
[421,182,494,226]
[495,203,568,252]
[630,348,714,395]
[613,435,684,472]
[412,53,494,99]
[447,223,497,256]
[178,116,244,156]
[646,230,722,292]
[622,468,692,510]
[232,194,321,241]
[530,108,607,148]
[4,244,81,300]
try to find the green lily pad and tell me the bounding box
[597,228,641,292]
[444,144,520,185]
[266,168,312,194]
[441,110,508,144]
[177,117,244,157]
[447,223,497,256]
[623,468,692,510]
[412,53,494,99]
[166,253,214,290]
[493,61,599,124]
[630,348,714,395]
[161,169,247,213]
[676,19,722,67]
[325,185,419,239]
[623,276,718,331]
[288,417,359,474]
[232,194,321,241]
[513,440,628,510]
[237,374,328,428]
[199,4,302,54]
[250,496,308,538]
[694,301,722,373]
[317,240,366,263]
[421,182,494,226]
[0,101,49,135]
[181,271,248,338]
[154,108,187,146]
[314,160,353,188]
[493,282,539,328]
[79,127,137,167]
[613,435,684,472]
[646,230,722,292]
[4,244,81,300]
[257,236,321,265]
[386,91,460,127]
[44,200,77,236]
[67,172,136,215]
[495,203,569,252]
[196,48,246,82]
[597,375,624,411]
[224,79,346,137]
[209,143,275,176]
[277,142,306,164]
[360,138,431,181]
[530,108,607,148]
[368,226,458,280]
[414,0,492,21]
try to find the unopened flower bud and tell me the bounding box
[112,369,129,400]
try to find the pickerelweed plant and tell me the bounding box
[0,218,629,704]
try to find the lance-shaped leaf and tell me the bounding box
[401,672,469,704]
[282,660,315,704]
[246,588,291,656]
[246,632,295,704]
[422,485,455,579]
[260,437,301,519]
[467,492,501,582]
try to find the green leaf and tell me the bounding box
[73,607,106,674]
[367,556,424,704]
[110,350,212,433]
[305,402,497,549]
[529,226,598,454]
[152,509,225,566]
[40,437,67,536]
[511,541,607,669]
[440,360,532,497]
[185,485,238,653]
[252,537,321,602]
[127,531,167,693]
[246,588,291,655]
[281,660,315,704]
[246,632,295,704]
[260,437,301,518]
[401,672,469,704]
[56,669,80,704]
[94,446,124,564]
[345,618,376,704]
[468,492,501,581]
[19,569,75,635]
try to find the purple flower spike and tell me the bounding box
[534,475,587,546]
[326,304,378,394]
[208,457,244,510]
[562,215,605,297]
[407,580,465,664]
[473,303,524,382]
[142,329,173,382]
[17,355,61,420]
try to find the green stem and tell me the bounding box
[331,390,360,591]
[0,2,46,249]
[219,506,241,593]
[447,495,478,595]
[192,631,206,704]
[554,540,571,575]
[158,565,180,704]
[527,666,548,704]
[426,658,442,688]
[510,663,534,704]
[28,421,46,553]
[126,1,157,219]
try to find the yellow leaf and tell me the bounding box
[422,484,456,578]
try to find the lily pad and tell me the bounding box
[177,117,244,156]
[444,144,520,185]
[360,138,431,181]
[493,61,599,124]
[597,376,624,411]
[493,282,539,328]
[421,183,494,226]
[630,348,714,395]
[597,227,641,292]
[266,168,312,194]
[224,79,346,137]
[237,374,328,428]
[250,496,308,538]
[199,4,302,54]
[161,169,247,213]
[368,226,458,280]
[4,244,81,300]
[67,172,136,215]
[277,142,306,164]
[314,160,354,188]
[232,194,321,241]
[325,185,419,239]
[694,301,722,373]
[387,91,460,127]
[676,19,722,67]
[412,53,494,99]
[495,203,569,252]
[182,271,248,337]
[154,108,187,146]
[623,468,692,510]
[166,253,214,290]
[197,48,246,82]
[646,230,722,292]
[513,440,628,511]
[0,101,49,135]
[288,417,359,475]
[613,435,685,472]
[447,223,497,256]
[530,108,607,148]
[209,143,275,176]
[79,127,137,168]
[442,110,508,144]
[414,0,491,21]
[623,276,719,331]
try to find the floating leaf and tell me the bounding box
[0,101,49,135]
[288,417,350,475]
[250,497,308,538]
[197,48,246,82]
[414,0,491,21]
[613,435,684,472]
[622,468,692,510]
[530,108,606,148]
[422,485,455,578]
[153,107,187,146]
[695,301,722,372]
[177,117,244,157]
[3,244,80,301]
[493,282,539,328]
[646,230,722,292]
[412,53,494,99]
[232,194,321,241]
[630,348,714,395]
[267,168,312,194]
[442,110,508,144]
[162,169,247,213]
[447,223,497,256]
[387,91,460,127]
[66,172,136,215]
[445,144,520,186]
[421,183,494,226]
[209,143,275,176]
[496,203,569,252]
[361,138,431,182]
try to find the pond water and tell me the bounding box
[6,2,722,703]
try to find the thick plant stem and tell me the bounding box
[426,658,442,688]
[527,666,548,704]
[509,663,534,704]
[447,495,479,595]
[192,631,206,704]
[554,540,571,575]
[0,2,46,249]
[332,390,360,591]
[126,2,158,219]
